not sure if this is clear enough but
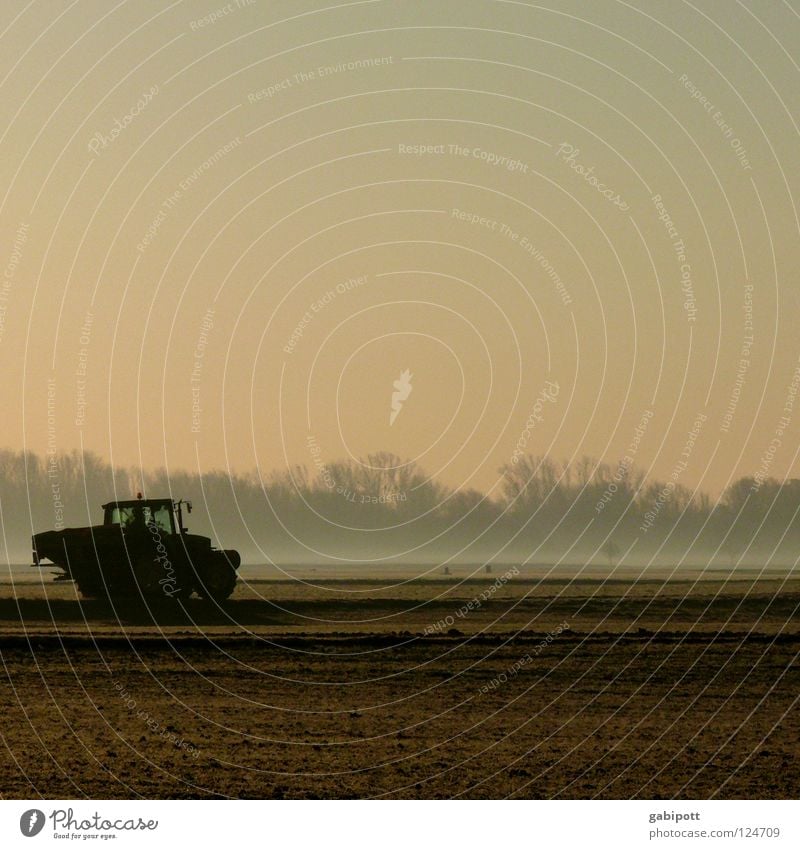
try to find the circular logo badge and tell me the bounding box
[19,809,46,837]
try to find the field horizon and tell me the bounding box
[1,570,797,798]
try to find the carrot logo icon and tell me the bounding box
[390,369,413,425]
[20,809,46,837]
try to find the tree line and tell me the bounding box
[0,448,796,564]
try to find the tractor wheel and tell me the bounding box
[196,553,238,603]
[75,580,105,600]
[70,563,111,602]
[132,553,165,596]
[132,554,189,601]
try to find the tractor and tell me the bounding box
[31,495,240,602]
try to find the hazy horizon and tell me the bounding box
[3,444,800,568]
[2,0,799,510]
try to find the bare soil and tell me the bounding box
[1,572,798,798]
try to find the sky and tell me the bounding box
[1,0,799,500]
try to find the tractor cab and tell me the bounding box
[102,496,192,536]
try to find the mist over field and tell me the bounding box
[2,447,798,568]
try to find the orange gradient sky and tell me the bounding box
[1,0,799,498]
